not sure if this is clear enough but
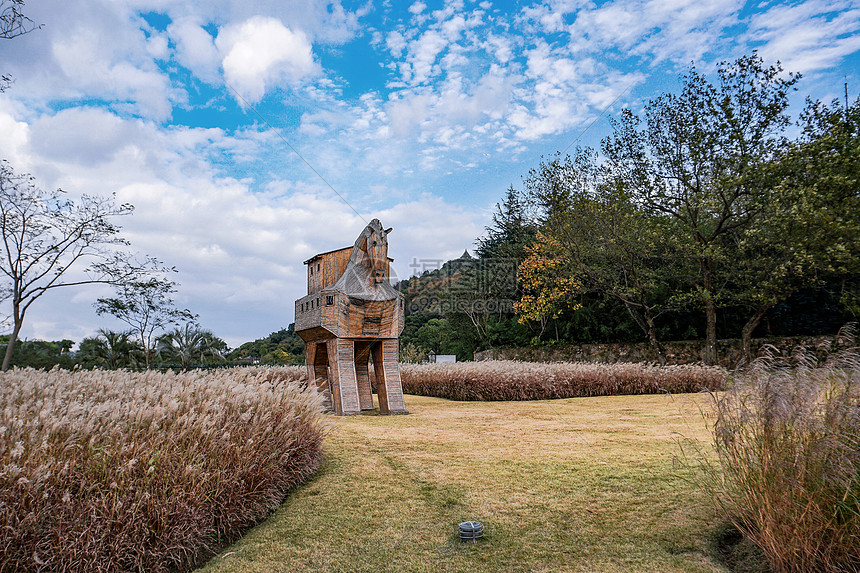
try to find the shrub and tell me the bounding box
[0,366,324,573]
[704,337,860,572]
[400,360,726,401]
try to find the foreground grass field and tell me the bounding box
[200,392,729,573]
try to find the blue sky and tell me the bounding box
[0,0,858,348]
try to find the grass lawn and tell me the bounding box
[199,393,728,573]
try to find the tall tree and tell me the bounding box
[95,275,195,369]
[526,150,682,362]
[476,186,537,261]
[603,54,799,363]
[0,162,143,371]
[730,95,860,360]
[786,97,860,314]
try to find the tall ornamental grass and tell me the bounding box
[704,337,860,572]
[0,366,324,573]
[400,360,726,401]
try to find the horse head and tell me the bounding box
[331,218,397,300]
[357,219,390,284]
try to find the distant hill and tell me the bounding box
[394,250,476,315]
[392,250,531,361]
[227,324,305,364]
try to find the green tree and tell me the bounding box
[76,329,143,369]
[227,324,305,364]
[730,96,860,359]
[413,318,450,354]
[156,322,226,370]
[604,53,799,363]
[0,161,143,371]
[0,335,74,369]
[476,186,537,262]
[94,275,195,369]
[526,150,681,362]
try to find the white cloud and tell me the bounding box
[386,30,409,57]
[146,33,170,60]
[0,100,30,168]
[0,1,179,120]
[169,18,222,83]
[520,0,583,34]
[745,0,860,74]
[217,16,320,103]
[565,0,744,65]
[405,29,450,84]
[484,33,515,63]
[28,108,145,167]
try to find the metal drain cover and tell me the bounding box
[459,521,484,542]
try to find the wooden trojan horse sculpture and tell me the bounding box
[294,219,408,415]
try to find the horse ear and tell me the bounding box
[384,227,393,235]
[358,234,368,251]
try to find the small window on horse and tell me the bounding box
[326,295,334,306]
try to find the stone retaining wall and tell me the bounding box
[474,334,852,368]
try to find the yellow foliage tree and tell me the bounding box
[514,232,580,340]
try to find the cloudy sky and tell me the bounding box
[0,0,858,348]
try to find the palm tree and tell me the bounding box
[156,323,226,370]
[77,329,143,369]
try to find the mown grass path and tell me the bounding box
[199,393,728,572]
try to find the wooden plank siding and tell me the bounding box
[333,339,360,414]
[372,339,407,414]
[354,342,374,410]
[296,291,404,341]
[306,247,352,295]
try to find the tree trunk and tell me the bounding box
[622,300,667,365]
[465,307,490,347]
[741,304,771,366]
[140,330,152,370]
[702,257,718,365]
[538,316,548,340]
[2,314,22,371]
[644,313,668,366]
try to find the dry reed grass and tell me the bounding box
[0,366,324,573]
[400,360,726,401]
[700,333,860,573]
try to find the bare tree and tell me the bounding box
[95,276,196,369]
[0,161,143,370]
[0,0,36,38]
[1,0,40,91]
